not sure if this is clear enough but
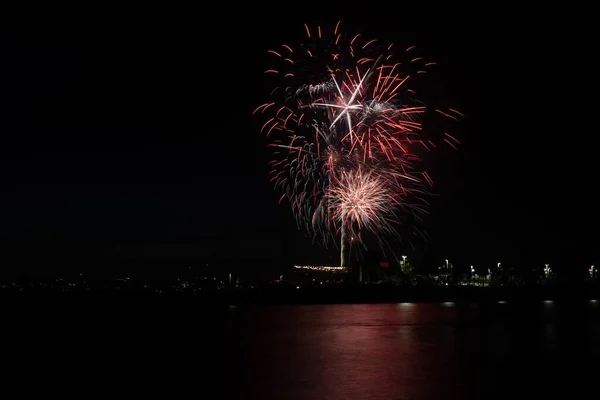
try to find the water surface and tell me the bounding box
[6,299,600,398]
[224,301,600,399]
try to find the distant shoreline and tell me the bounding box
[220,284,600,305]
[3,284,599,305]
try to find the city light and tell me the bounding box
[293,265,350,272]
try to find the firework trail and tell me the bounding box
[323,165,432,266]
[255,21,461,266]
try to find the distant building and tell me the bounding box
[359,250,390,283]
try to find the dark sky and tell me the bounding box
[0,12,595,274]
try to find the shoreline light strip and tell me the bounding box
[294,265,349,272]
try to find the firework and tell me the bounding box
[255,21,460,266]
[325,167,424,238]
[323,165,431,266]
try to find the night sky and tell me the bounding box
[0,13,595,275]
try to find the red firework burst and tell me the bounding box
[255,21,461,255]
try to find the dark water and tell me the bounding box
[7,299,600,398]
[221,301,600,399]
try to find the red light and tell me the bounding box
[380,261,389,268]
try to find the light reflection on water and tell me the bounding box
[227,302,600,399]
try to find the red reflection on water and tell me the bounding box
[239,304,476,399]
